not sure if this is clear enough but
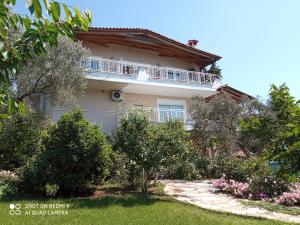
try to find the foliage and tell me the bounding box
[0,110,49,171]
[193,157,213,178]
[0,170,17,185]
[12,35,89,106]
[240,84,300,175]
[275,183,300,206]
[208,65,222,77]
[20,109,112,196]
[45,183,59,197]
[213,178,250,198]
[0,182,19,200]
[0,0,91,124]
[213,156,289,199]
[0,170,19,199]
[267,85,300,174]
[170,161,202,180]
[213,169,288,200]
[191,93,259,156]
[159,154,204,181]
[212,153,251,181]
[239,103,273,154]
[116,110,191,194]
[249,171,288,199]
[108,150,141,188]
[151,119,192,172]
[115,110,150,193]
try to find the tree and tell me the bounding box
[240,84,300,175]
[190,93,254,157]
[12,35,89,106]
[116,110,190,194]
[0,0,91,123]
[268,85,300,174]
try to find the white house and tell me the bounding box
[47,28,247,133]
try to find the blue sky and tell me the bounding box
[14,0,300,100]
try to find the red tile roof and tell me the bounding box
[205,84,254,102]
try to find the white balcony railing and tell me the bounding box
[83,57,220,85]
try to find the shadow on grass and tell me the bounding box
[1,192,170,209]
[68,195,166,209]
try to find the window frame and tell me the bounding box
[157,99,186,123]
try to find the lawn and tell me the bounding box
[0,195,296,225]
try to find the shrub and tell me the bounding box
[213,177,250,198]
[164,161,201,180]
[20,109,112,196]
[193,157,213,178]
[108,150,142,188]
[45,183,59,196]
[0,111,49,171]
[174,162,202,180]
[0,170,18,185]
[116,110,191,194]
[249,171,288,199]
[275,183,300,206]
[213,158,289,200]
[212,153,250,182]
[0,170,19,199]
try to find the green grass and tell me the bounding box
[241,200,300,216]
[0,195,296,225]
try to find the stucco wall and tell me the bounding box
[84,43,199,71]
[49,89,193,134]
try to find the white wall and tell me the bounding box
[85,43,199,71]
[49,90,193,134]
[50,89,120,133]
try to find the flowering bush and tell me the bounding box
[213,159,289,201]
[212,177,250,198]
[0,170,18,185]
[0,170,19,199]
[0,170,17,178]
[275,183,300,206]
[249,173,288,199]
[213,177,299,206]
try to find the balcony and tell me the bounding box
[83,57,221,86]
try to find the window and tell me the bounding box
[158,104,184,122]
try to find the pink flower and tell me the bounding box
[274,183,300,206]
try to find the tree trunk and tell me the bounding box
[141,168,149,195]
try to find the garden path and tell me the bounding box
[161,180,300,223]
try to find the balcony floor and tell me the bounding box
[86,74,219,98]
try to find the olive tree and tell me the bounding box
[0,0,91,124]
[116,110,190,194]
[190,93,260,157]
[12,35,89,106]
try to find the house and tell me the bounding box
[47,27,248,133]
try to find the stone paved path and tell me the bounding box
[161,179,300,224]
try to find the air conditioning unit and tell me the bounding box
[112,90,124,101]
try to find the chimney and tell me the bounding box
[187,39,198,48]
